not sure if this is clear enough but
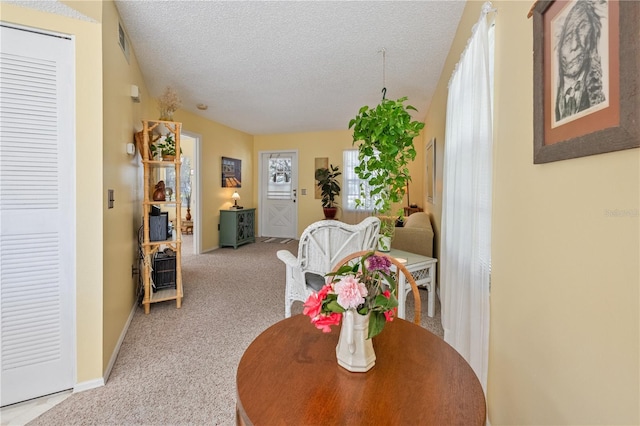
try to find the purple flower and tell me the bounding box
[365,255,391,273]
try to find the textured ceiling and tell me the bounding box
[122,2,466,134]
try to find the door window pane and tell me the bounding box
[267,157,291,200]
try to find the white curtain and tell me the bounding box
[441,2,495,392]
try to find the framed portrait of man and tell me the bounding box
[551,0,610,127]
[532,0,639,163]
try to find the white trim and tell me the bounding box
[181,130,202,255]
[102,302,137,384]
[0,21,72,39]
[74,301,137,394]
[73,378,104,394]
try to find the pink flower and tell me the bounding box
[303,284,332,319]
[334,276,367,309]
[382,290,395,322]
[312,312,342,333]
[384,309,395,322]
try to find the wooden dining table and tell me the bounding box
[236,315,486,425]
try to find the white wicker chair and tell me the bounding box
[277,217,381,317]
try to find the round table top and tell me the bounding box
[236,315,486,425]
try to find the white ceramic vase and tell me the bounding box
[336,309,376,372]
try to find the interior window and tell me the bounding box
[342,150,378,212]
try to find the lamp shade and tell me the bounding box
[232,191,241,207]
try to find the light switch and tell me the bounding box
[301,189,307,195]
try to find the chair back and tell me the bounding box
[297,217,380,281]
[331,250,422,325]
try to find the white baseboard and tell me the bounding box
[73,378,104,393]
[72,301,137,394]
[103,302,137,384]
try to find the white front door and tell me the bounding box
[0,25,75,406]
[259,151,297,238]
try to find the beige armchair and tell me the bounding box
[392,212,434,257]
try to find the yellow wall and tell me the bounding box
[253,130,352,235]
[169,110,253,252]
[100,0,152,372]
[490,1,639,423]
[424,1,639,423]
[1,2,105,383]
[253,129,426,236]
[1,0,254,386]
[9,2,637,421]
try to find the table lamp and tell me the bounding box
[231,191,241,209]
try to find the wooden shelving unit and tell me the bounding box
[140,120,183,314]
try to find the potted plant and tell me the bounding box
[151,134,180,161]
[349,96,425,250]
[315,164,341,220]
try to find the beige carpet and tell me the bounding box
[29,237,443,425]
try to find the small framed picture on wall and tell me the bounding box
[221,157,241,188]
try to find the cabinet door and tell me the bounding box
[219,210,239,247]
[236,211,248,241]
[245,210,255,238]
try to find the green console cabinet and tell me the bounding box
[219,208,256,249]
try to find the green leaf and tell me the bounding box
[374,293,398,309]
[326,300,345,313]
[349,96,423,214]
[368,311,387,339]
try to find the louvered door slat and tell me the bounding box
[0,25,74,407]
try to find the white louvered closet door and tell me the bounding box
[0,25,75,406]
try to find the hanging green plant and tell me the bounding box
[349,96,425,239]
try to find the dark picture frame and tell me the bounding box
[221,157,241,188]
[532,0,639,164]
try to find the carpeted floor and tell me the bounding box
[28,238,443,425]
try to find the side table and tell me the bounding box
[387,248,438,318]
[219,208,255,249]
[403,206,424,216]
